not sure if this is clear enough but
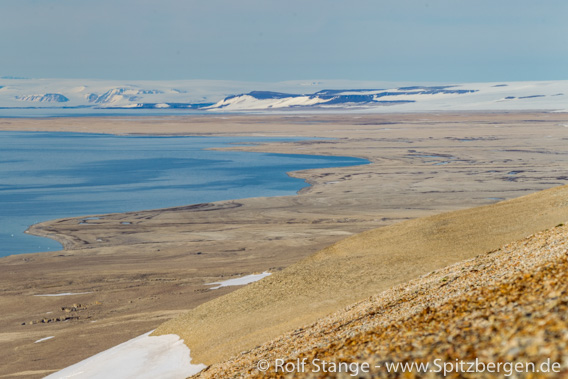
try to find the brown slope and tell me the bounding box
[199,219,568,378]
[154,184,568,366]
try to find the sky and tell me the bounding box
[1,0,567,82]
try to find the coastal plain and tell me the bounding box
[0,112,567,377]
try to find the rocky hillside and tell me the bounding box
[196,222,568,378]
[155,184,568,366]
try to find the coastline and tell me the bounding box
[1,112,568,377]
[1,132,367,256]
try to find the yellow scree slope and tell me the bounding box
[155,184,568,365]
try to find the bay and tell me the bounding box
[0,132,367,257]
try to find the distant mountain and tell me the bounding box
[86,88,168,104]
[16,93,69,103]
[207,87,482,111]
[0,78,250,112]
[0,78,566,114]
[206,82,567,112]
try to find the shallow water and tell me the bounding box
[0,132,367,257]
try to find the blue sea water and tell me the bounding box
[0,132,368,257]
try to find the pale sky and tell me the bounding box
[1,0,566,82]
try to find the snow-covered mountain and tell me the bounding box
[207,82,568,112]
[0,78,566,115]
[15,93,69,103]
[0,78,224,110]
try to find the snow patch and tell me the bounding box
[34,292,93,297]
[35,336,54,343]
[44,331,206,379]
[207,272,271,290]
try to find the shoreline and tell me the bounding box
[2,132,368,257]
[1,112,568,377]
